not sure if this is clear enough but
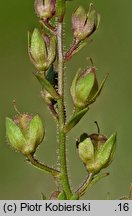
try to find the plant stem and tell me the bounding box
[64,39,79,61]
[76,173,93,197]
[27,154,60,177]
[76,172,109,198]
[57,22,72,199]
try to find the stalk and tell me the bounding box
[57,22,72,199]
[76,173,93,197]
[27,154,60,177]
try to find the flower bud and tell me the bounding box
[29,28,56,71]
[34,0,56,20]
[71,67,106,109]
[77,132,116,174]
[6,114,45,156]
[72,3,100,42]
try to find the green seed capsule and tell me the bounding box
[77,132,117,174]
[72,3,100,42]
[6,114,45,156]
[71,67,107,109]
[71,67,97,109]
[29,28,56,71]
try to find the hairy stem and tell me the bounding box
[27,154,60,177]
[57,22,72,199]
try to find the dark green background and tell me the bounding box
[0,0,132,199]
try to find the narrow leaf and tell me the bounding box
[87,172,109,190]
[64,107,89,133]
[58,191,67,200]
[34,71,59,100]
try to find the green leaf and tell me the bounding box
[70,194,79,200]
[63,107,89,133]
[86,172,109,191]
[34,71,59,100]
[58,191,67,200]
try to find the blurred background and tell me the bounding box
[0,0,132,199]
